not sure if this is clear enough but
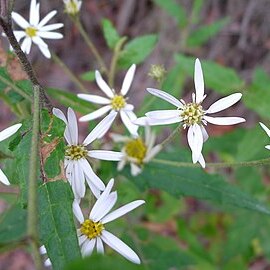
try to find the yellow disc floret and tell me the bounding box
[80,219,104,239]
[181,102,204,126]
[25,27,37,38]
[65,145,88,160]
[111,95,126,111]
[125,138,147,164]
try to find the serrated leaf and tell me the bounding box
[243,68,270,119]
[102,19,121,49]
[118,35,158,69]
[187,18,229,47]
[124,151,270,215]
[80,70,95,82]
[46,88,95,114]
[175,54,245,94]
[0,204,27,244]
[39,181,81,270]
[152,0,187,28]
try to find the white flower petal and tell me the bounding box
[74,162,86,198]
[88,150,124,161]
[130,163,142,176]
[0,168,10,185]
[121,64,136,96]
[39,245,47,255]
[124,104,134,111]
[21,37,32,54]
[72,200,84,223]
[187,125,203,164]
[194,58,204,104]
[145,144,162,162]
[85,177,101,198]
[37,43,51,58]
[13,31,26,42]
[81,238,96,257]
[39,23,64,32]
[38,10,57,28]
[78,235,87,246]
[96,237,104,254]
[117,159,126,171]
[44,258,52,267]
[79,105,112,122]
[146,110,180,120]
[147,88,183,108]
[67,108,78,145]
[200,125,208,142]
[90,179,115,219]
[37,31,63,39]
[198,154,206,168]
[77,94,111,105]
[265,145,270,150]
[101,230,140,264]
[204,116,246,125]
[53,108,67,124]
[134,116,181,126]
[12,12,29,29]
[30,0,40,26]
[206,93,242,114]
[95,70,114,98]
[83,111,117,145]
[32,36,48,48]
[260,122,270,138]
[120,110,139,136]
[79,159,105,191]
[110,133,130,143]
[102,200,145,224]
[91,192,117,222]
[0,123,21,142]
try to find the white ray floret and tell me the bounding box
[111,125,162,176]
[53,107,124,200]
[11,0,64,58]
[73,179,145,264]
[260,122,270,150]
[135,58,245,168]
[0,123,22,185]
[63,0,82,15]
[78,64,139,136]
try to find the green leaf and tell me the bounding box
[152,0,187,28]
[124,151,270,215]
[118,35,158,69]
[80,70,95,82]
[191,0,203,24]
[175,54,245,94]
[187,18,229,47]
[46,88,95,114]
[39,181,81,270]
[102,19,121,49]
[243,68,270,119]
[0,204,27,244]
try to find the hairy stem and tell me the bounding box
[52,53,88,93]
[152,157,270,169]
[72,17,108,74]
[27,85,43,270]
[0,73,32,101]
[108,37,127,87]
[160,124,182,148]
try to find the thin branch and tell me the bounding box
[27,85,43,270]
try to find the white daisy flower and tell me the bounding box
[135,59,245,168]
[77,64,139,137]
[0,123,22,185]
[111,125,162,176]
[63,0,82,15]
[53,107,124,199]
[11,0,64,58]
[73,178,145,264]
[259,122,270,151]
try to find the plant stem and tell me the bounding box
[160,124,182,148]
[152,157,270,169]
[51,53,88,93]
[108,37,127,87]
[0,73,32,101]
[72,17,108,74]
[27,85,43,270]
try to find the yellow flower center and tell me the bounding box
[80,219,104,239]
[65,1,79,15]
[125,138,147,164]
[181,102,204,126]
[25,27,37,38]
[111,95,126,111]
[65,145,88,160]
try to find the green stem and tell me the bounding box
[27,85,43,270]
[51,53,88,93]
[0,74,32,101]
[108,37,127,87]
[152,157,270,169]
[160,124,182,148]
[72,17,108,74]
